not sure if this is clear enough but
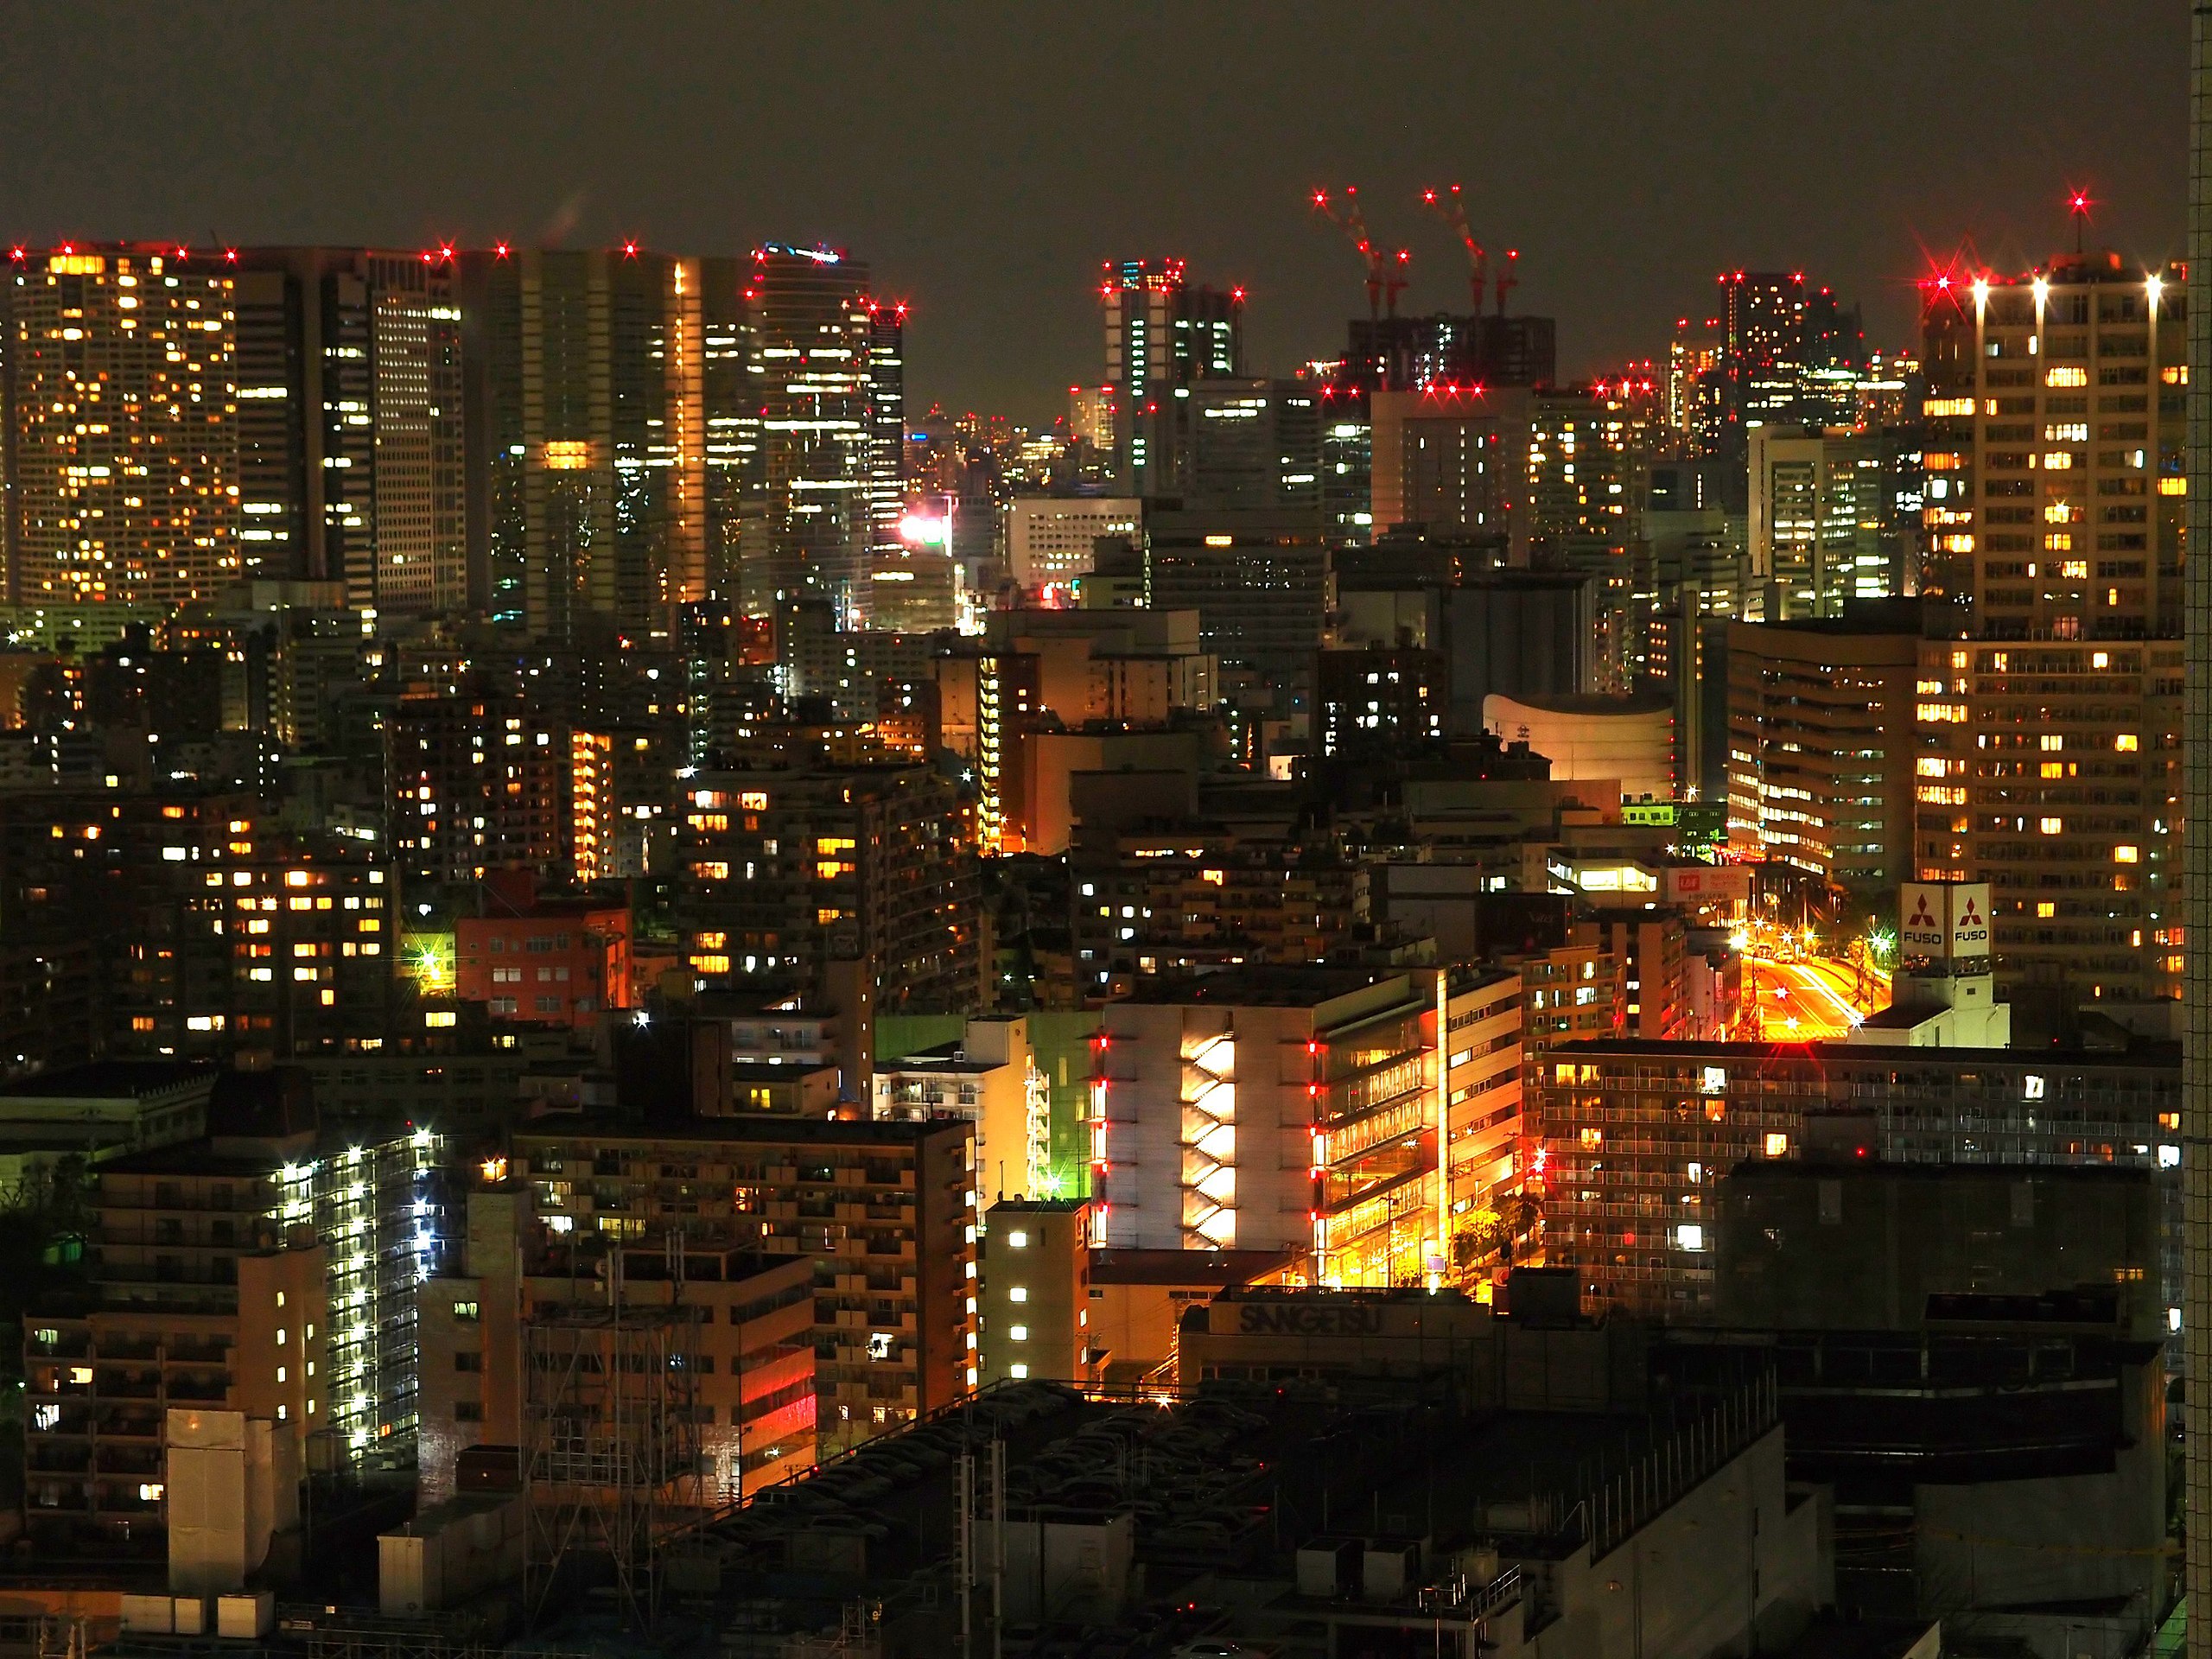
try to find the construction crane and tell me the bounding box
[1311,185,1410,321]
[1421,184,1487,315]
[1493,246,1520,316]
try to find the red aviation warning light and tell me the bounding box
[622,239,639,258]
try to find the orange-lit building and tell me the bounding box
[454,873,630,1029]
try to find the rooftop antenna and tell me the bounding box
[2068,188,2093,257]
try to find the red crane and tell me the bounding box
[1311,185,1410,320]
[1421,184,1487,315]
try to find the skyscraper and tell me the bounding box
[1919,250,2187,1006]
[2182,10,2212,1651]
[1098,257,1243,495]
[1707,271,1867,468]
[741,244,877,622]
[232,248,467,613]
[3,245,240,607]
[862,297,908,560]
[461,246,708,640]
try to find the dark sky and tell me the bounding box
[0,2,2186,423]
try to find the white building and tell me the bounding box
[1005,498,1141,596]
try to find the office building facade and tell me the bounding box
[232,248,466,613]
[461,247,708,639]
[1726,607,1920,901]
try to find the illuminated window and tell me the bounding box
[2037,902,2056,918]
[2114,845,2140,864]
[2116,734,2139,752]
[1763,1133,1788,1158]
[2039,817,2063,836]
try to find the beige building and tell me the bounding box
[1003,497,1141,594]
[876,1015,1050,1205]
[1917,250,2186,1005]
[976,1198,1089,1388]
[25,1163,327,1553]
[510,1115,975,1458]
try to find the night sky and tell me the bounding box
[0,2,2186,423]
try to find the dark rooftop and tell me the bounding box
[1118,964,1407,1008]
[511,1112,972,1147]
[0,1061,214,1100]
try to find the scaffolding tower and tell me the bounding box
[522,1252,704,1628]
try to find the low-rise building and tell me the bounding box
[977,1198,1089,1388]
[454,877,631,1029]
[1534,1037,2182,1325]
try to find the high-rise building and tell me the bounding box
[675,759,979,1014]
[1917,251,2187,1005]
[1003,497,1141,597]
[460,246,708,639]
[1368,386,1522,548]
[1143,505,1328,712]
[1705,271,1866,468]
[232,249,466,613]
[1098,258,1243,495]
[862,297,907,559]
[1667,315,1723,451]
[3,245,241,608]
[734,245,882,624]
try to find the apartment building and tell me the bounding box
[508,1116,975,1458]
[416,1185,817,1507]
[1917,251,2186,1004]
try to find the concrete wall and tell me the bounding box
[1504,1428,1824,1659]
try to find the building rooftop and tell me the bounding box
[1089,1247,1292,1287]
[0,1062,213,1100]
[986,1197,1085,1217]
[1542,1036,2178,1072]
[510,1113,972,1147]
[1118,964,1404,1008]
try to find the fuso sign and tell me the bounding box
[1898,881,1992,961]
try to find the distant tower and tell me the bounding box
[1098,257,1243,496]
[740,245,876,622]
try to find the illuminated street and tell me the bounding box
[1743,951,1890,1041]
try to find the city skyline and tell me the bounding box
[0,3,2186,421]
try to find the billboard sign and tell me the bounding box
[1663,864,1751,906]
[1948,884,1991,959]
[1899,884,1947,954]
[1898,881,1993,962]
